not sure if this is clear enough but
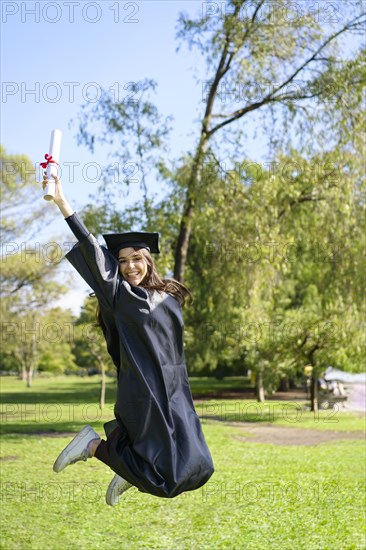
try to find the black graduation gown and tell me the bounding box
[66,233,214,498]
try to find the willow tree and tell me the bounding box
[173,0,365,281]
[181,144,365,404]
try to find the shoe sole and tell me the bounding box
[53,425,97,473]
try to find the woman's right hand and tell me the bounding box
[42,172,65,205]
[42,173,74,217]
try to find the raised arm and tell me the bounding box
[42,173,120,307]
[42,174,89,240]
[42,173,74,218]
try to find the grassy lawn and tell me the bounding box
[1,376,365,549]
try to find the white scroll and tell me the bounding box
[42,129,62,201]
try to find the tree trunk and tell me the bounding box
[279,377,290,392]
[173,135,209,282]
[308,347,320,412]
[27,367,33,388]
[100,362,106,410]
[173,197,194,282]
[310,373,318,413]
[256,370,265,403]
[20,365,27,381]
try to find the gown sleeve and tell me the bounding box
[64,213,120,308]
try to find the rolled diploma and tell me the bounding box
[43,129,62,201]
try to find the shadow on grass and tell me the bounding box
[3,376,309,405]
[0,381,117,404]
[0,420,110,436]
[1,376,254,404]
[0,400,115,436]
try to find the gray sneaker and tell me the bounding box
[106,474,133,506]
[53,425,100,473]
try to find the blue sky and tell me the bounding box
[2,1,210,203]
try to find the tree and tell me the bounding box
[37,308,77,376]
[75,79,172,232]
[0,146,70,384]
[173,0,365,281]
[180,145,365,407]
[73,297,116,409]
[1,307,77,385]
[1,145,68,304]
[1,144,47,240]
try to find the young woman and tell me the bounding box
[44,174,214,505]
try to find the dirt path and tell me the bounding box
[6,424,364,447]
[231,422,365,446]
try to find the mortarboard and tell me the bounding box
[103,232,160,255]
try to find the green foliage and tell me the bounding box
[74,79,173,229]
[71,297,115,376]
[0,144,53,241]
[37,308,77,375]
[183,148,365,387]
[1,145,36,239]
[0,147,72,381]
[0,308,77,378]
[176,1,365,154]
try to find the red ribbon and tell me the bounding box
[40,154,58,169]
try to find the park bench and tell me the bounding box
[319,393,348,409]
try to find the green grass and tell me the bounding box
[1,376,365,549]
[190,375,253,395]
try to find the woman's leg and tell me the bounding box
[93,426,121,467]
[93,426,133,505]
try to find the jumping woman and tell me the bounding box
[43,174,214,505]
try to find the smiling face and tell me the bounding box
[118,247,148,286]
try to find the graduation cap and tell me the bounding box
[103,232,160,255]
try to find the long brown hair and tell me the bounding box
[95,247,192,331]
[137,248,192,306]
